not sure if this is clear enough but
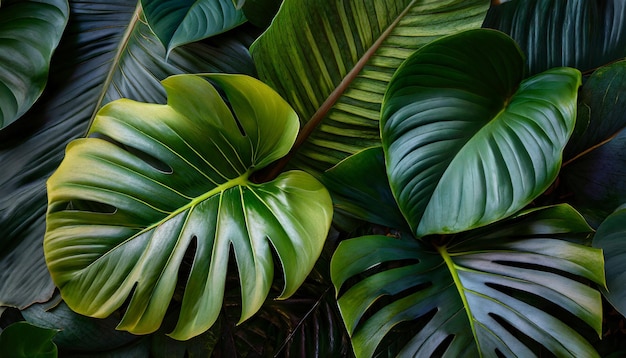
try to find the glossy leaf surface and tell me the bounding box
[0,0,68,128]
[593,206,626,317]
[0,0,257,310]
[331,205,604,357]
[381,29,580,237]
[251,0,490,175]
[141,0,247,54]
[44,74,332,340]
[483,0,626,75]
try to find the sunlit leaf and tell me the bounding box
[44,74,332,340]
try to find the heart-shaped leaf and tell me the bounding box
[331,205,604,357]
[44,74,333,340]
[141,0,247,55]
[0,0,68,129]
[381,29,580,237]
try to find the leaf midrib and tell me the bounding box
[263,0,418,179]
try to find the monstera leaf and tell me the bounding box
[593,205,626,317]
[44,74,333,340]
[141,0,247,55]
[250,0,490,176]
[381,29,580,237]
[0,0,68,129]
[331,205,604,357]
[0,0,257,311]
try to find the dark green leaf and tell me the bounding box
[0,321,58,358]
[565,60,626,161]
[561,128,626,227]
[22,298,139,352]
[321,146,408,231]
[331,205,604,357]
[251,0,490,176]
[0,0,68,129]
[141,0,247,54]
[381,29,580,237]
[241,0,281,28]
[483,0,626,75]
[44,74,332,340]
[593,205,626,317]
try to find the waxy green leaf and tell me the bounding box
[381,29,580,237]
[44,74,332,340]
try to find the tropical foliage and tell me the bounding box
[1,0,626,357]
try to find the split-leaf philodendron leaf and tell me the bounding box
[43,74,333,340]
[331,205,604,357]
[381,29,581,237]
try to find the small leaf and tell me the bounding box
[381,29,580,237]
[141,0,247,55]
[321,147,408,231]
[0,321,58,358]
[44,74,332,340]
[593,205,626,317]
[0,0,69,129]
[331,205,604,357]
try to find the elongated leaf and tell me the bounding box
[44,74,332,340]
[0,0,68,129]
[593,206,626,317]
[382,29,580,237]
[331,205,604,357]
[141,0,247,55]
[0,0,257,310]
[483,0,626,75]
[0,321,58,358]
[251,0,490,176]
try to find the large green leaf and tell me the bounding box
[250,0,490,176]
[381,29,580,237]
[0,0,257,310]
[141,0,247,55]
[331,205,604,357]
[593,206,626,317]
[44,74,332,340]
[0,0,68,129]
[483,0,626,75]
